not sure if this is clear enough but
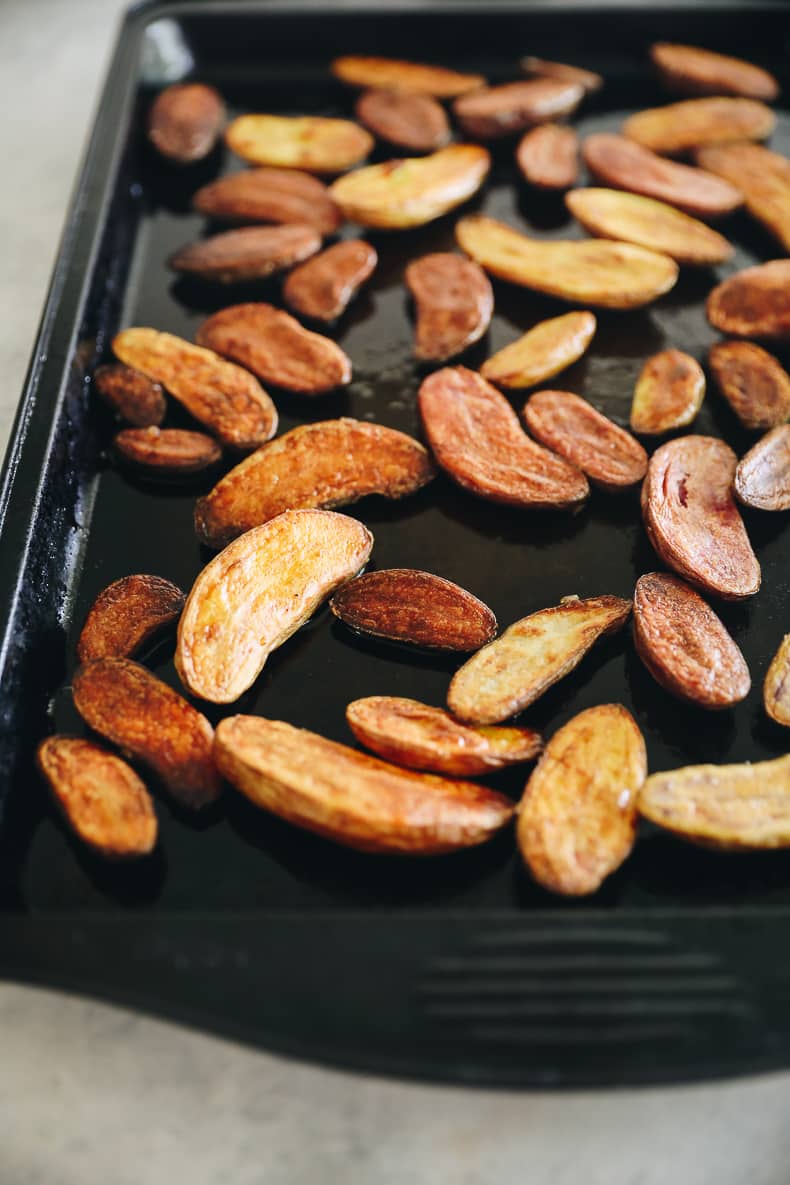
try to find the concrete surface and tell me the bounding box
[1,2,790,1183]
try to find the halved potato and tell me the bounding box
[456,214,678,309]
[630,349,705,435]
[329,145,490,229]
[226,114,373,173]
[650,42,779,102]
[566,188,732,266]
[709,341,790,431]
[639,754,790,850]
[696,142,790,254]
[734,425,790,512]
[517,704,645,895]
[331,55,485,98]
[214,715,514,855]
[447,595,631,725]
[481,310,596,390]
[707,261,790,341]
[765,635,790,727]
[346,697,541,776]
[520,56,603,94]
[623,96,775,155]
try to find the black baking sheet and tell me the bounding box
[1,0,789,1086]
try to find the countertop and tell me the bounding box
[1,3,789,1182]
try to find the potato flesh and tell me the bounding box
[639,755,790,850]
[517,704,645,895]
[481,311,596,390]
[623,96,776,154]
[226,114,373,173]
[329,146,490,229]
[214,715,514,854]
[176,509,373,703]
[566,188,733,266]
[447,596,631,725]
[631,349,705,434]
[456,214,678,309]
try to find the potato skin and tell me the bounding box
[418,366,589,510]
[517,125,579,191]
[93,364,166,427]
[522,390,647,491]
[355,89,450,152]
[37,736,157,859]
[72,659,221,809]
[193,168,343,235]
[405,253,493,362]
[147,83,225,163]
[454,79,583,140]
[583,133,743,219]
[650,42,779,101]
[330,569,497,651]
[77,574,186,664]
[113,428,222,475]
[283,241,377,322]
[734,426,790,512]
[169,225,321,284]
[633,573,750,709]
[517,705,645,896]
[346,697,541,776]
[214,715,514,854]
[641,436,761,601]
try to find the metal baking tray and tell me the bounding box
[1,0,790,1087]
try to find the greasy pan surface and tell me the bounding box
[1,1,790,1086]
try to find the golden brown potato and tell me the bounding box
[623,96,775,154]
[225,114,373,173]
[147,83,225,163]
[346,697,541,776]
[112,329,277,451]
[93,364,166,427]
[522,390,648,491]
[192,168,343,234]
[639,754,790,850]
[630,349,705,435]
[633,573,750,708]
[734,426,790,511]
[650,42,779,101]
[283,240,377,322]
[764,635,790,727]
[196,303,351,395]
[113,427,222,475]
[565,188,733,266]
[330,569,496,651]
[37,736,158,859]
[709,341,790,431]
[641,436,760,600]
[707,261,790,341]
[214,715,514,854]
[447,595,631,725]
[329,145,490,229]
[72,659,220,809]
[517,704,645,895]
[176,509,373,702]
[194,419,434,548]
[583,133,743,219]
[331,55,485,98]
[405,253,493,362]
[481,311,596,390]
[696,142,790,253]
[456,214,678,309]
[419,366,589,510]
[77,574,185,664]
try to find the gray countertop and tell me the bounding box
[1,3,789,1181]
